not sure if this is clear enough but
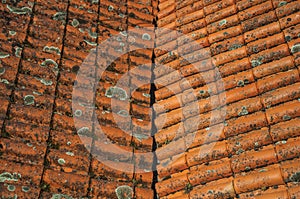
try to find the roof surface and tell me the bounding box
[154,0,300,198]
[0,0,299,198]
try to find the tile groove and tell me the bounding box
[37,1,71,197]
[0,0,37,138]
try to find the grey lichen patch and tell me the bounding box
[0,67,5,75]
[40,59,58,68]
[291,43,300,53]
[0,78,9,84]
[283,115,291,121]
[0,52,10,59]
[142,93,151,98]
[238,106,249,116]
[22,186,30,192]
[275,140,287,145]
[7,5,32,14]
[33,91,42,96]
[26,143,33,147]
[237,80,245,87]
[51,194,74,199]
[7,184,16,192]
[58,158,66,165]
[53,12,67,21]
[133,134,149,141]
[219,19,227,26]
[236,148,244,155]
[88,29,98,39]
[115,185,133,199]
[285,35,291,42]
[92,0,99,4]
[0,172,21,183]
[9,30,16,36]
[79,28,85,33]
[84,40,97,46]
[108,5,114,11]
[278,1,287,7]
[119,13,125,18]
[24,95,35,105]
[14,46,22,58]
[77,127,90,136]
[117,110,129,117]
[117,36,123,41]
[258,168,267,173]
[105,87,128,100]
[199,90,206,95]
[290,172,300,182]
[251,56,263,67]
[229,44,242,51]
[27,1,34,7]
[74,109,82,117]
[43,46,61,55]
[142,33,151,41]
[120,31,127,37]
[71,19,80,27]
[128,36,136,43]
[251,59,262,67]
[40,78,53,86]
[66,151,74,156]
[184,183,193,194]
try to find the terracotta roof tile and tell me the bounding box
[91,158,134,181]
[90,179,133,198]
[234,164,284,194]
[0,183,40,198]
[0,158,43,185]
[224,111,268,138]
[206,5,237,24]
[204,0,234,15]
[266,99,300,125]
[261,82,300,108]
[256,69,299,94]
[186,140,228,167]
[275,136,300,161]
[279,12,300,29]
[208,25,243,43]
[156,170,188,197]
[188,157,232,186]
[0,137,46,164]
[253,56,295,79]
[227,127,273,155]
[43,169,89,196]
[135,187,155,199]
[190,177,235,199]
[270,117,300,142]
[5,120,49,142]
[46,148,90,175]
[231,145,278,173]
[238,185,289,199]
[284,23,300,41]
[157,153,187,178]
[288,182,300,198]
